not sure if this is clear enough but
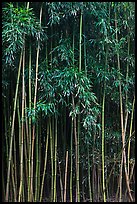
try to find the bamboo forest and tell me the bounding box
[2,2,135,202]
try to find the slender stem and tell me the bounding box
[70,118,73,202]
[39,120,49,201]
[18,45,25,202]
[127,96,135,176]
[64,151,68,202]
[53,116,58,202]
[5,49,23,202]
[50,117,54,202]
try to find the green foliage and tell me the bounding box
[2,3,45,65]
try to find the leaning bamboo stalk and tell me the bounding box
[127,95,135,176]
[115,11,133,202]
[5,49,23,202]
[18,45,25,202]
[64,150,68,202]
[125,160,135,197]
[13,132,17,195]
[39,120,49,202]
[11,159,17,201]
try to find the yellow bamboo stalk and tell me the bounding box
[64,151,68,202]
[5,49,23,202]
[18,45,25,202]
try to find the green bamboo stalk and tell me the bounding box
[83,14,87,76]
[39,120,49,202]
[101,43,108,203]
[72,28,75,66]
[79,9,82,72]
[77,113,80,202]
[53,116,58,202]
[70,118,73,202]
[18,45,25,202]
[64,150,68,202]
[101,88,106,202]
[5,49,23,202]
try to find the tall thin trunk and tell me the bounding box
[40,120,49,202]
[64,150,68,202]
[115,11,133,202]
[28,43,32,201]
[50,117,54,202]
[30,5,42,201]
[5,49,23,202]
[87,142,92,202]
[18,45,25,202]
[58,158,64,202]
[101,43,108,202]
[127,96,135,176]
[70,118,73,202]
[53,116,58,202]
[72,94,78,202]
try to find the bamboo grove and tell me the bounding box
[2,2,135,202]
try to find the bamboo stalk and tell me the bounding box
[127,96,135,176]
[18,45,25,202]
[13,132,17,194]
[38,120,41,200]
[58,158,64,202]
[101,44,108,203]
[34,122,39,201]
[53,116,58,202]
[28,43,32,201]
[64,150,68,202]
[72,94,78,202]
[5,49,23,202]
[30,5,42,201]
[39,120,50,202]
[70,118,73,202]
[87,142,92,202]
[50,117,54,202]
[115,11,133,202]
